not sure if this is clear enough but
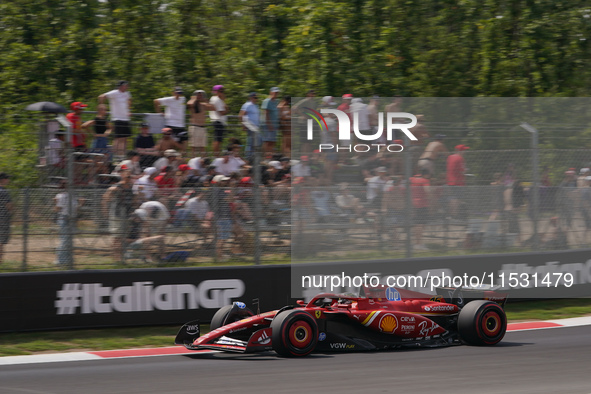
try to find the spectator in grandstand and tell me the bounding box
[541,216,568,250]
[155,127,183,154]
[178,190,213,238]
[124,211,165,264]
[196,165,215,185]
[367,96,381,142]
[136,200,170,236]
[154,87,187,153]
[134,122,159,168]
[102,166,137,262]
[292,155,312,177]
[82,103,111,151]
[350,97,371,138]
[47,131,66,171]
[417,134,448,176]
[187,156,211,177]
[210,85,228,156]
[154,148,182,172]
[54,180,85,266]
[133,167,158,202]
[0,173,12,264]
[154,166,177,205]
[291,89,316,153]
[366,166,389,206]
[212,148,245,176]
[278,95,292,155]
[99,81,132,158]
[558,169,577,232]
[335,182,364,223]
[446,144,469,218]
[410,169,431,251]
[187,90,215,156]
[66,101,89,150]
[261,87,281,155]
[385,96,403,140]
[503,163,517,186]
[212,175,235,261]
[239,92,261,156]
[114,150,142,177]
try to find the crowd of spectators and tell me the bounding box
[39,84,591,260]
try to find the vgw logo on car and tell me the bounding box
[303,107,418,153]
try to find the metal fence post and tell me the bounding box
[521,123,540,250]
[253,145,262,265]
[404,136,413,258]
[21,188,29,271]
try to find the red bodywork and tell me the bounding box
[177,286,507,354]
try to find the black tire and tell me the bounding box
[271,310,318,357]
[210,304,253,331]
[458,300,507,346]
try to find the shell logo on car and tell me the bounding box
[379,314,398,333]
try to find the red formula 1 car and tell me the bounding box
[175,286,508,357]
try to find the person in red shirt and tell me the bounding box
[66,102,89,149]
[410,168,431,251]
[446,144,469,218]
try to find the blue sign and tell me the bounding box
[235,302,246,309]
[385,288,401,301]
[318,332,327,341]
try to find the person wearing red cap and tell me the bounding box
[446,144,469,217]
[66,101,89,149]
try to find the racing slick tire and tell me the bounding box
[210,303,254,331]
[458,300,507,346]
[271,310,318,357]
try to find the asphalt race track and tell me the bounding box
[0,326,590,394]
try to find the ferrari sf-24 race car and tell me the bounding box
[175,286,508,357]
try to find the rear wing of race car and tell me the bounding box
[435,286,508,308]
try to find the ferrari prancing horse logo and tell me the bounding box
[315,310,322,319]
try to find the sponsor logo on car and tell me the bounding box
[400,325,415,332]
[385,287,401,301]
[315,310,322,319]
[318,332,327,341]
[185,324,200,336]
[418,320,440,337]
[256,331,271,345]
[235,302,246,309]
[379,314,398,333]
[423,304,456,313]
[400,316,415,322]
[330,343,355,349]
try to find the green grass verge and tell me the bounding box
[0,299,589,357]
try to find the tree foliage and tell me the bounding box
[1,0,591,113]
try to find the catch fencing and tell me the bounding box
[1,111,591,271]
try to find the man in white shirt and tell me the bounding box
[154,87,187,153]
[99,80,132,157]
[209,85,228,155]
[133,167,158,201]
[212,148,245,176]
[350,97,373,141]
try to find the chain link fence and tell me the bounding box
[1,108,591,271]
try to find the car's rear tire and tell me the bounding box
[458,300,507,346]
[271,310,318,357]
[210,304,254,331]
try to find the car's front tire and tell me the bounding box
[458,300,507,345]
[210,303,254,331]
[271,310,318,357]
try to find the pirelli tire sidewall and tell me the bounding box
[271,310,318,357]
[458,300,507,346]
